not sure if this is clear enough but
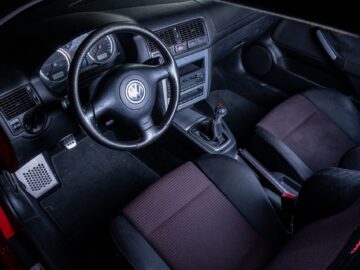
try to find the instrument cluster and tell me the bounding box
[39,33,119,90]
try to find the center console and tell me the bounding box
[165,48,236,155]
[156,49,210,111]
[175,50,209,110]
[147,17,237,156]
[167,42,236,155]
[146,17,210,110]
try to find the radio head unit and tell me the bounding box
[162,49,210,110]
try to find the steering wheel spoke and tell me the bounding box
[91,96,112,120]
[82,104,97,125]
[148,63,171,83]
[136,115,158,140]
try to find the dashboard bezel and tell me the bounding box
[38,33,124,95]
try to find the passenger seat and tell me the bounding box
[251,88,360,183]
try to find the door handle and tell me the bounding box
[316,29,345,68]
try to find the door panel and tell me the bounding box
[243,20,360,97]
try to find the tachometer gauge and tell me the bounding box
[40,49,70,82]
[87,35,115,64]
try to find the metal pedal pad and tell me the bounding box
[61,134,77,150]
[15,154,58,198]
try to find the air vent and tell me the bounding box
[177,18,206,42]
[157,27,177,46]
[0,87,38,120]
[148,27,177,52]
[147,40,158,52]
[147,18,207,53]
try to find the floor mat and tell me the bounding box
[41,136,159,241]
[207,89,267,146]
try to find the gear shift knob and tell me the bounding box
[209,103,227,142]
[215,103,227,120]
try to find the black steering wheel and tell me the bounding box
[68,23,180,150]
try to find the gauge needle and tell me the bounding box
[95,47,100,58]
[49,64,54,76]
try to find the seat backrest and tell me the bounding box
[257,93,356,173]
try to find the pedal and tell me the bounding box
[61,134,77,150]
[15,154,58,198]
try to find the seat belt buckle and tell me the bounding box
[281,192,297,200]
[281,192,297,211]
[281,192,297,232]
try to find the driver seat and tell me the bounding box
[111,155,360,269]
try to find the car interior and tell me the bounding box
[0,0,359,269]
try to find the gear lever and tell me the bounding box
[209,103,227,141]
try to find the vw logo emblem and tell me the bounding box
[125,80,146,104]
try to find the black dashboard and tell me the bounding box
[0,0,276,171]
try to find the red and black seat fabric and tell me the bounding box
[111,155,360,269]
[251,88,360,183]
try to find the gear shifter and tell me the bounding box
[191,102,233,151]
[209,103,227,142]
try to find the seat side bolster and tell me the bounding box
[195,154,287,248]
[295,168,360,229]
[251,127,313,182]
[110,216,170,270]
[303,88,360,145]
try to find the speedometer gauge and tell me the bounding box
[40,49,70,82]
[87,35,115,64]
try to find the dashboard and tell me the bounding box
[0,0,275,171]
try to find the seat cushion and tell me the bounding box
[115,157,286,269]
[122,162,271,269]
[252,89,360,182]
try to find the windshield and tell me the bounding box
[1,0,29,16]
[0,0,47,25]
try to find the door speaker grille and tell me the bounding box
[15,154,58,198]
